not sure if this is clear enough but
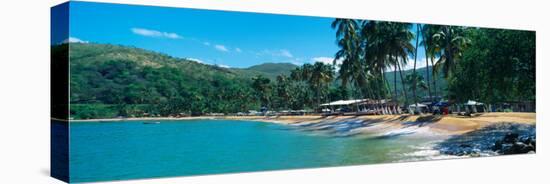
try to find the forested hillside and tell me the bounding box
[67,43,285,119]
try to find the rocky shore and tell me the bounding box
[435,123,536,156]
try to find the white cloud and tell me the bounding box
[186,58,206,64]
[235,48,242,53]
[187,58,232,68]
[280,49,293,58]
[291,61,304,66]
[131,28,182,39]
[203,42,211,46]
[216,64,230,68]
[214,44,229,52]
[63,37,88,43]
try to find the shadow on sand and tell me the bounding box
[293,115,444,138]
[401,115,442,128]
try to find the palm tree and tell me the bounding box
[362,21,414,113]
[275,75,291,110]
[405,72,428,98]
[251,75,272,109]
[432,25,470,78]
[332,19,359,43]
[420,24,431,102]
[388,22,415,112]
[309,62,335,110]
[411,24,421,112]
[333,18,371,113]
[332,19,360,91]
[290,63,334,111]
[422,24,443,99]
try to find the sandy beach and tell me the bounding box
[226,112,536,139]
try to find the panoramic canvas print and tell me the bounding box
[51,1,536,183]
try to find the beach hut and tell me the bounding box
[408,103,428,114]
[319,99,367,113]
[464,100,486,113]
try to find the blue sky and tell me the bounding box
[59,1,426,69]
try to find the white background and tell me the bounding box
[0,0,547,183]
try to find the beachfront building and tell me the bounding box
[320,99,367,115]
[408,103,429,114]
[319,99,400,115]
[450,100,486,114]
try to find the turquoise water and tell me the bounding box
[69,120,436,182]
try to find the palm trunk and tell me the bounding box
[420,27,433,103]
[365,81,376,112]
[431,57,437,98]
[394,64,398,114]
[374,75,383,114]
[397,61,409,107]
[394,64,398,101]
[353,82,359,113]
[425,57,432,102]
[317,86,322,113]
[382,71,393,114]
[379,74,386,114]
[444,25,453,79]
[412,24,420,113]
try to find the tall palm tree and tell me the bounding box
[251,75,272,109]
[309,62,335,110]
[333,18,374,113]
[332,19,360,91]
[422,24,443,99]
[420,24,432,102]
[432,26,470,79]
[388,22,415,111]
[275,75,291,110]
[405,73,428,97]
[332,19,359,43]
[411,24,421,112]
[363,21,414,112]
[290,65,312,108]
[290,63,334,111]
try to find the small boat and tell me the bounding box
[143,121,161,124]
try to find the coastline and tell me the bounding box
[70,112,535,135]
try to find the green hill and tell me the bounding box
[244,62,298,78]
[64,43,300,119]
[67,43,264,118]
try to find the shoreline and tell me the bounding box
[68,112,535,135]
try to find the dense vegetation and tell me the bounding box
[62,20,535,119]
[447,29,535,103]
[328,19,535,113]
[67,43,297,119]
